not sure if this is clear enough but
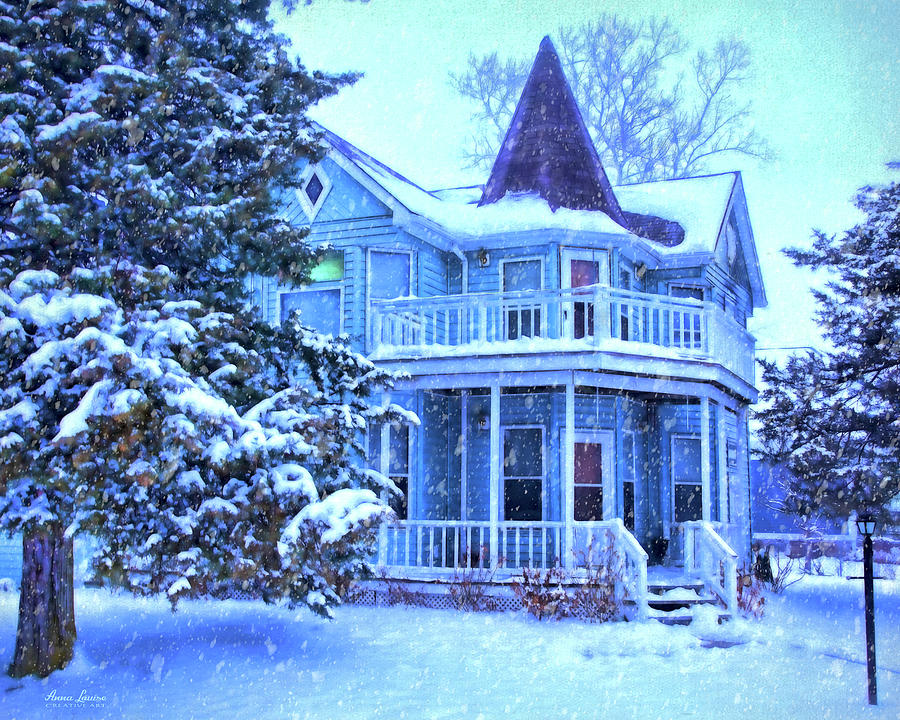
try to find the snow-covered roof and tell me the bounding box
[321,126,739,257]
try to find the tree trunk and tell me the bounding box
[8,525,76,677]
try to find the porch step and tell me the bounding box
[646,574,725,623]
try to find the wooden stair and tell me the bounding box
[646,574,729,625]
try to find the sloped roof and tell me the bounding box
[478,36,627,225]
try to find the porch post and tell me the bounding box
[564,380,575,569]
[716,402,728,525]
[379,392,392,565]
[700,395,711,523]
[460,390,468,523]
[489,384,500,567]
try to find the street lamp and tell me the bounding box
[855,513,877,705]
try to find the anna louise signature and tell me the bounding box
[45,689,106,706]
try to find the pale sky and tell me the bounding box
[275,0,899,357]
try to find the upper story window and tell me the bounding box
[280,250,344,336]
[369,250,412,300]
[669,284,704,301]
[501,258,543,340]
[296,165,331,220]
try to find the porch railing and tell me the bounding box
[376,519,649,619]
[369,285,755,383]
[682,520,739,613]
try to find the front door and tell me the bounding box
[561,249,609,339]
[568,431,615,522]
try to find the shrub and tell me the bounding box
[568,542,626,622]
[511,566,569,620]
[736,564,766,618]
[448,565,498,612]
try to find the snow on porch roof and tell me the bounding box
[319,124,735,256]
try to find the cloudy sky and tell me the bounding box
[275,0,899,356]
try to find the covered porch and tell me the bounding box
[371,372,750,616]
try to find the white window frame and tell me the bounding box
[501,424,546,522]
[667,282,706,302]
[562,429,615,522]
[671,433,703,524]
[366,248,415,345]
[499,255,545,292]
[278,283,344,335]
[296,163,332,221]
[559,247,610,289]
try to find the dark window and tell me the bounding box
[503,427,543,521]
[672,436,702,522]
[623,481,635,532]
[571,259,599,339]
[573,441,604,521]
[304,173,324,205]
[502,260,542,340]
[366,423,410,519]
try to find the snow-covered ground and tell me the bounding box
[0,576,897,719]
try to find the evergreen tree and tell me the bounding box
[756,176,900,526]
[0,1,402,676]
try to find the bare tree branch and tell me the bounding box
[449,16,771,183]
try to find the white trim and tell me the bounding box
[500,424,546,522]
[277,283,344,335]
[296,163,332,221]
[561,428,615,522]
[670,433,703,524]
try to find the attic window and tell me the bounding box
[305,173,324,205]
[296,165,331,220]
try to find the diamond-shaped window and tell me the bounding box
[304,173,324,206]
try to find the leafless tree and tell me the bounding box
[449,16,770,184]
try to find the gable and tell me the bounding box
[713,178,766,307]
[281,157,392,227]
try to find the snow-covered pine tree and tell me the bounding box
[756,175,900,525]
[0,1,403,677]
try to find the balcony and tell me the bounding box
[369,285,755,384]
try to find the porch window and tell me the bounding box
[573,441,604,521]
[672,435,702,522]
[367,423,411,520]
[503,427,543,521]
[670,285,703,349]
[502,259,542,340]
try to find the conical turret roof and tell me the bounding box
[478,36,627,226]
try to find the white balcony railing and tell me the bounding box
[369,285,755,383]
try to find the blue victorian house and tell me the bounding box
[256,38,766,618]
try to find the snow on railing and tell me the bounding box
[377,518,649,618]
[572,519,649,620]
[369,285,755,383]
[683,520,739,613]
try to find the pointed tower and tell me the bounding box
[478,36,627,224]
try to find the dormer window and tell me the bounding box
[296,165,331,220]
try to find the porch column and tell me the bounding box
[716,402,729,525]
[564,380,575,569]
[379,391,392,565]
[736,403,751,559]
[700,395,711,523]
[489,384,500,567]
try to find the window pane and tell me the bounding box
[370,252,410,299]
[389,475,408,519]
[574,485,603,521]
[670,285,703,300]
[570,259,599,288]
[674,483,702,522]
[502,260,541,291]
[505,477,542,521]
[281,288,341,335]
[305,173,324,205]
[574,442,602,485]
[389,424,409,475]
[672,437,701,484]
[503,428,542,477]
[310,250,344,283]
[623,481,635,531]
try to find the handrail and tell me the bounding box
[683,520,739,613]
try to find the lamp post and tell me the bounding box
[855,513,877,705]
